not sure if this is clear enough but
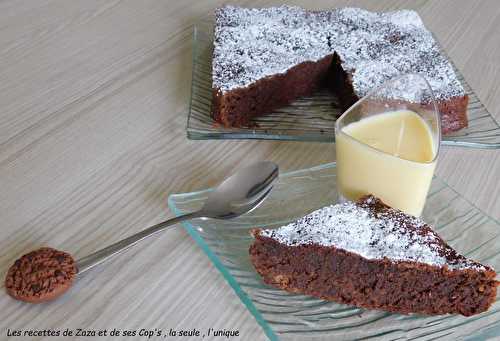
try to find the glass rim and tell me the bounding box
[335,73,441,164]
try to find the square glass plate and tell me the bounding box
[187,18,500,148]
[168,163,500,340]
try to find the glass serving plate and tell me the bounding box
[168,163,500,340]
[187,18,500,148]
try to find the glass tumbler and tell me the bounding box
[335,74,441,217]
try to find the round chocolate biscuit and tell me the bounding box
[5,247,77,303]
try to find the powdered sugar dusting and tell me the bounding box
[213,6,465,101]
[213,6,331,93]
[260,197,484,271]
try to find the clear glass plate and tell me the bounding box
[168,163,500,340]
[187,18,500,148]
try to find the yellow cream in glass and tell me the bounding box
[336,110,437,217]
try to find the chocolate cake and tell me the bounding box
[212,6,468,134]
[249,196,498,316]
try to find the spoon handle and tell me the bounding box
[76,212,200,275]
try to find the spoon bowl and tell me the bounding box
[200,161,279,219]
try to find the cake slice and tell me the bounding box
[249,195,498,316]
[212,6,468,134]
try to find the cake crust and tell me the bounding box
[249,196,498,316]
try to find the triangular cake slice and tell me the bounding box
[250,195,497,316]
[212,6,468,134]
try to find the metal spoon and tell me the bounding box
[76,161,279,274]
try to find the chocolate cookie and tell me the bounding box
[5,247,77,303]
